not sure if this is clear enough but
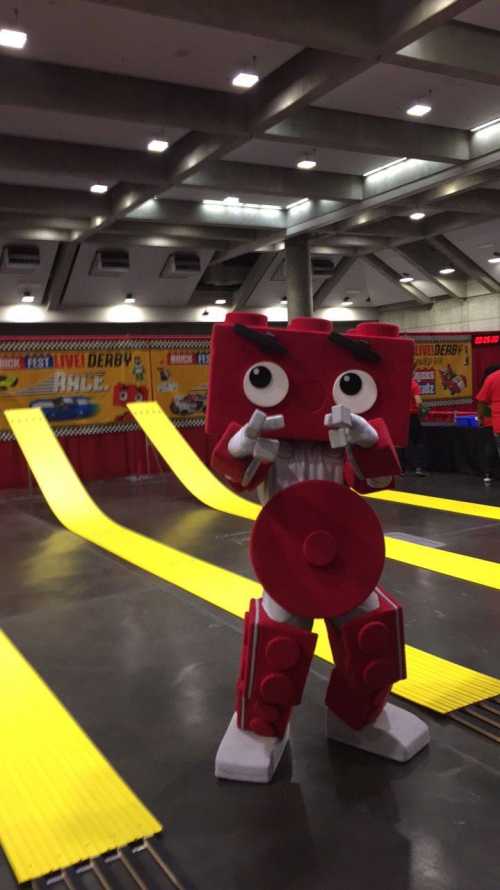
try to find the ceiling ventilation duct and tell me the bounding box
[161,252,201,277]
[272,257,336,281]
[311,256,336,276]
[1,243,40,271]
[90,248,130,276]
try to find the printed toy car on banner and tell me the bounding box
[0,336,210,438]
[152,342,209,424]
[412,334,472,406]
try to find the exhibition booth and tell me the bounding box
[0,328,499,490]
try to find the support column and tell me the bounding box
[286,235,312,319]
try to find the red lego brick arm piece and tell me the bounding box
[210,422,272,491]
[345,417,400,494]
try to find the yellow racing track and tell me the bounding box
[7,405,500,717]
[130,401,500,590]
[0,630,161,883]
[4,403,500,882]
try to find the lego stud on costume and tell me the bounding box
[208,313,430,782]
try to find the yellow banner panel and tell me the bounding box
[413,334,472,404]
[0,344,152,432]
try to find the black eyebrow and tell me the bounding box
[328,331,380,363]
[234,324,288,355]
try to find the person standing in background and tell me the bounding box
[476,364,500,485]
[399,377,428,476]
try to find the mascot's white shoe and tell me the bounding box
[326,703,430,762]
[215,713,290,782]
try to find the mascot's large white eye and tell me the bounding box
[243,362,289,407]
[332,369,378,414]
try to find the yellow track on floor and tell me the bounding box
[0,630,161,884]
[130,402,500,591]
[369,488,500,522]
[7,406,500,718]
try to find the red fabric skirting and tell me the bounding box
[0,427,208,491]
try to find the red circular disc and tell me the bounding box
[250,480,385,618]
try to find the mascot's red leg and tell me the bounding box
[236,598,317,738]
[215,596,317,782]
[324,588,429,761]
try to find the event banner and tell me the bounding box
[0,336,210,439]
[151,338,210,425]
[412,334,473,406]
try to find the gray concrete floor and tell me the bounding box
[1,471,500,889]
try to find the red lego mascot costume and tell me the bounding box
[206,312,429,782]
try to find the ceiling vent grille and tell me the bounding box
[90,249,130,276]
[1,244,40,271]
[161,252,201,277]
[312,256,335,276]
[272,257,336,280]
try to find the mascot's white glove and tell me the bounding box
[228,409,285,463]
[324,405,378,450]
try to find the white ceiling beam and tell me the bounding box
[86,231,231,250]
[396,241,468,299]
[184,160,362,202]
[285,149,500,238]
[84,0,381,57]
[44,244,80,310]
[248,50,371,131]
[429,234,500,293]
[377,1,481,54]
[394,20,500,85]
[107,220,260,243]
[0,182,110,217]
[363,253,432,304]
[313,256,357,308]
[0,55,247,136]
[235,253,281,309]
[129,196,287,230]
[265,106,470,165]
[82,132,226,239]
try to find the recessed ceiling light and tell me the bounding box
[439,267,455,275]
[215,299,227,305]
[406,101,432,118]
[281,298,288,304]
[147,138,169,153]
[410,211,426,221]
[399,275,414,284]
[232,71,260,88]
[124,295,135,304]
[342,296,353,307]
[297,156,317,170]
[0,28,27,49]
[21,294,34,304]
[90,184,108,194]
[232,58,260,91]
